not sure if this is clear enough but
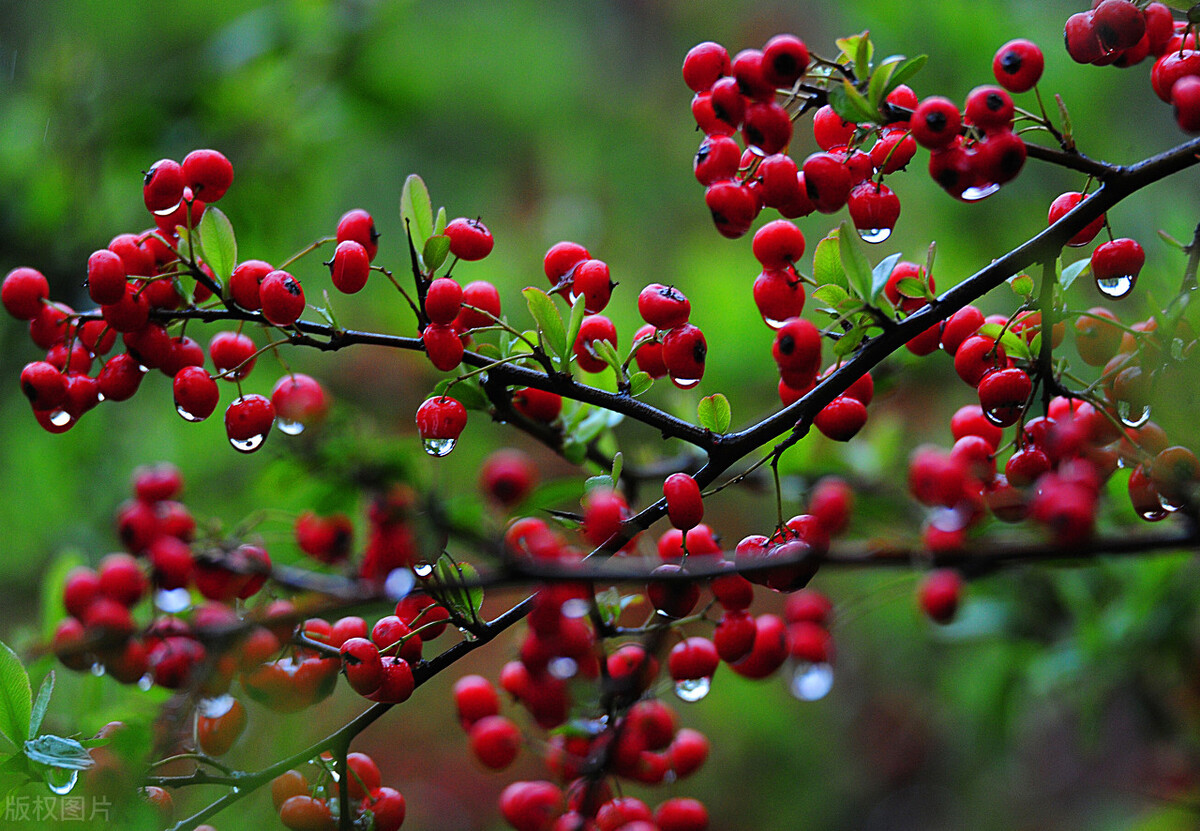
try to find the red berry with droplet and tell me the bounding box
[444,217,494,261]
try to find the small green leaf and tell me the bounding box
[894,276,929,299]
[925,240,937,282]
[611,452,623,484]
[838,221,873,300]
[432,553,481,623]
[585,474,615,492]
[1061,259,1091,291]
[196,207,236,284]
[628,372,653,397]
[595,587,621,626]
[697,393,732,433]
[423,234,451,272]
[591,338,624,375]
[1009,273,1035,297]
[867,56,902,109]
[833,326,867,357]
[575,407,612,445]
[828,79,878,124]
[400,174,434,252]
[0,641,31,750]
[978,322,1032,361]
[523,287,567,360]
[1158,229,1186,250]
[28,673,52,739]
[433,206,447,236]
[870,252,903,303]
[562,438,587,465]
[23,734,92,770]
[813,284,850,308]
[855,32,873,74]
[1055,93,1074,149]
[563,295,587,373]
[814,230,849,291]
[884,54,928,96]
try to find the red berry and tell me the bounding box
[870,127,917,174]
[543,241,590,289]
[444,217,494,261]
[1048,192,1105,247]
[340,637,384,696]
[480,449,538,507]
[582,488,628,548]
[918,569,963,624]
[173,366,219,422]
[20,361,68,411]
[814,395,868,441]
[638,284,691,330]
[668,637,719,682]
[295,512,353,563]
[752,268,805,328]
[964,85,1014,131]
[801,152,852,213]
[571,258,614,313]
[752,219,806,270]
[456,280,502,331]
[259,270,305,326]
[1090,238,1144,299]
[513,386,563,422]
[143,159,185,212]
[271,373,328,433]
[229,259,273,311]
[910,97,961,149]
[470,715,522,769]
[761,33,809,87]
[181,149,234,203]
[422,322,464,371]
[453,674,501,727]
[772,317,821,389]
[993,39,1044,92]
[328,239,371,294]
[633,324,668,378]
[661,323,707,388]
[741,101,792,155]
[425,277,463,325]
[362,786,406,831]
[573,314,618,374]
[847,182,900,243]
[812,105,856,151]
[337,208,379,261]
[86,250,128,305]
[1065,12,1106,64]
[663,473,703,530]
[195,697,247,757]
[1093,0,1145,53]
[704,180,759,239]
[693,135,741,185]
[415,396,467,453]
[731,48,775,100]
[682,41,731,93]
[977,367,1032,427]
[954,335,1006,387]
[224,394,275,452]
[1173,76,1200,132]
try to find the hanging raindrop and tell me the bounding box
[413,561,434,578]
[673,676,712,702]
[960,183,1000,202]
[422,437,456,457]
[229,433,266,453]
[789,661,834,701]
[857,227,892,244]
[155,588,192,613]
[276,418,305,436]
[46,768,78,795]
[1116,400,1150,428]
[1095,274,1135,299]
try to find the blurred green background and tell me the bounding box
[4,1,1200,829]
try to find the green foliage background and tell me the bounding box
[2,1,1200,829]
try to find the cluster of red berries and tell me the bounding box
[1064,2,1200,132]
[420,218,500,372]
[272,752,406,831]
[632,283,707,389]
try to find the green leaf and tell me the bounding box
[1061,258,1091,291]
[828,79,877,124]
[925,240,937,282]
[28,673,52,739]
[23,734,93,770]
[1009,272,1035,297]
[697,393,731,433]
[894,276,929,299]
[594,587,621,626]
[884,54,928,96]
[870,252,903,303]
[0,641,31,750]
[814,229,849,291]
[628,372,653,397]
[433,206,447,236]
[611,452,623,484]
[867,56,902,109]
[838,221,873,300]
[833,325,867,358]
[432,552,482,624]
[978,322,1032,361]
[575,407,612,445]
[585,474,615,492]
[423,234,451,272]
[591,338,624,375]
[562,438,587,465]
[400,174,434,252]
[813,284,850,308]
[196,206,236,284]
[522,287,567,360]
[563,295,587,373]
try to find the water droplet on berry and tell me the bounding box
[789,661,834,701]
[229,433,266,453]
[674,676,712,702]
[548,657,578,680]
[961,183,1000,201]
[137,673,154,691]
[175,403,206,423]
[1137,504,1168,522]
[1116,400,1150,428]
[413,561,434,578]
[422,437,456,456]
[1158,491,1184,513]
[276,418,305,435]
[384,568,415,601]
[982,405,1008,427]
[95,392,105,403]
[197,694,236,719]
[90,662,106,677]
[153,200,183,217]
[155,587,192,613]
[48,409,72,427]
[1095,274,1135,299]
[763,316,790,329]
[857,227,892,244]
[671,376,701,390]
[46,768,78,795]
[561,598,590,619]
